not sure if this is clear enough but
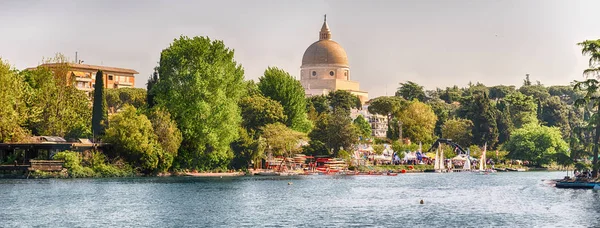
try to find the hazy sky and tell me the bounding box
[2,0,600,98]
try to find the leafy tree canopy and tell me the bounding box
[396,81,426,102]
[0,59,30,142]
[152,36,245,170]
[258,67,312,133]
[441,118,473,148]
[396,100,438,144]
[503,124,569,166]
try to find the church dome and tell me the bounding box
[302,40,349,67]
[301,16,349,67]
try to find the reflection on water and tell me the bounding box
[0,172,598,227]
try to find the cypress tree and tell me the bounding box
[146,70,158,108]
[92,70,108,141]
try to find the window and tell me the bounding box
[312,71,316,77]
[92,83,95,88]
[108,75,114,80]
[329,71,334,76]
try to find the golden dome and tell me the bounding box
[301,15,349,67]
[302,40,349,67]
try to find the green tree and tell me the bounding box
[519,85,550,101]
[440,86,463,104]
[306,95,330,114]
[540,96,571,138]
[105,88,147,113]
[573,39,600,177]
[239,93,286,132]
[353,115,372,140]
[548,85,582,105]
[458,93,499,148]
[231,127,266,169]
[396,100,437,144]
[427,99,456,137]
[147,108,182,172]
[92,70,108,140]
[103,105,163,173]
[146,70,158,108]
[441,118,473,147]
[368,96,405,137]
[308,111,358,156]
[504,92,538,128]
[152,36,245,170]
[503,124,569,166]
[258,67,312,133]
[24,64,91,139]
[326,110,359,155]
[0,59,30,142]
[488,85,516,100]
[495,100,514,145]
[262,123,307,158]
[396,81,426,102]
[328,90,361,115]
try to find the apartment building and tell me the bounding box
[32,63,138,93]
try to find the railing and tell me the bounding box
[28,160,64,171]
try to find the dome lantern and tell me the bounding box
[319,14,331,40]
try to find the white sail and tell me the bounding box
[434,147,440,170]
[440,149,446,170]
[479,143,487,171]
[483,143,487,170]
[464,157,471,170]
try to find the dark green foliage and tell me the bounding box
[231,127,265,170]
[302,140,330,156]
[427,99,456,137]
[458,93,499,148]
[495,100,514,145]
[440,86,462,104]
[106,88,147,112]
[574,39,600,177]
[540,96,571,138]
[548,85,582,105]
[489,85,516,100]
[258,67,312,133]
[146,70,158,108]
[308,111,358,156]
[92,70,108,140]
[326,109,359,156]
[464,82,489,96]
[328,90,361,115]
[306,95,330,114]
[519,85,550,101]
[396,81,426,102]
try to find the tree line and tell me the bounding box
[1,37,599,177]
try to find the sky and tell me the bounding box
[2,0,600,98]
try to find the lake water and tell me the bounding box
[0,172,598,227]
